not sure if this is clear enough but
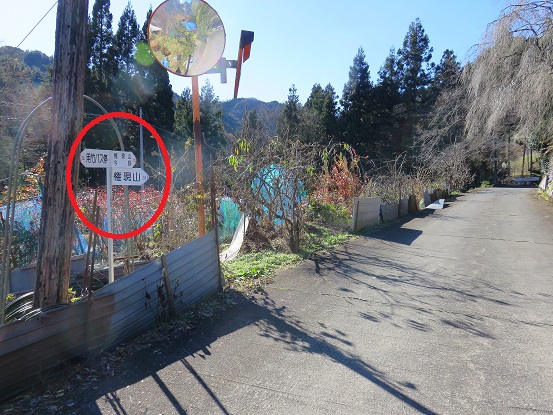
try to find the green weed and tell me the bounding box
[223,251,301,291]
[301,223,355,257]
[223,223,355,291]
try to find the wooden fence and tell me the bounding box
[0,231,221,400]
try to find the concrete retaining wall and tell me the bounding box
[352,197,381,232]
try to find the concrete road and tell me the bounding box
[65,187,553,414]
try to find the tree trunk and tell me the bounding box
[521,144,526,178]
[507,136,511,178]
[34,0,88,308]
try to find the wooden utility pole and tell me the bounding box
[34,0,89,308]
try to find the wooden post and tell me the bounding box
[352,199,359,232]
[192,76,205,236]
[161,255,176,318]
[88,207,100,297]
[34,0,89,308]
[82,191,98,296]
[210,164,224,289]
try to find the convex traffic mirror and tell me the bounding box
[148,0,226,76]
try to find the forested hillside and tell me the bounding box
[221,98,281,135]
[0,47,52,179]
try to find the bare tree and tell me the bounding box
[219,115,318,253]
[414,65,478,189]
[463,1,553,166]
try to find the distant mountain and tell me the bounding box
[0,46,53,84]
[221,98,282,135]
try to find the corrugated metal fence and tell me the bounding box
[0,231,221,400]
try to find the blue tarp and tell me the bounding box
[252,165,306,225]
[0,198,88,256]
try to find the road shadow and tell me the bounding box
[307,212,517,340]
[368,228,423,246]
[55,292,438,415]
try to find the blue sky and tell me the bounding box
[1,0,506,103]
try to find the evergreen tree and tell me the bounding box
[397,18,434,103]
[395,18,435,159]
[433,49,461,92]
[321,84,339,139]
[237,108,264,155]
[340,47,374,152]
[173,82,226,182]
[171,87,195,186]
[102,3,140,117]
[303,83,338,143]
[87,0,115,95]
[174,87,193,140]
[110,3,144,170]
[244,109,261,132]
[111,2,141,110]
[305,83,325,112]
[112,2,140,74]
[199,79,226,160]
[377,48,401,99]
[84,0,119,185]
[277,84,301,138]
[135,7,175,136]
[373,48,402,158]
[303,83,326,143]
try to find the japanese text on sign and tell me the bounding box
[112,167,149,186]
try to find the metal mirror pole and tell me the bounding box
[192,76,205,236]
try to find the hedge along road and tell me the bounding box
[60,187,553,415]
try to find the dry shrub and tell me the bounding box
[219,129,318,253]
[312,144,364,209]
[360,157,426,204]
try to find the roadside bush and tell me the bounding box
[312,144,364,210]
[0,157,44,269]
[75,183,200,260]
[307,200,350,226]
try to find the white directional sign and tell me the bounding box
[111,151,136,168]
[78,148,146,284]
[80,149,112,168]
[80,149,136,168]
[111,167,149,186]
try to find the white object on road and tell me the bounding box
[426,199,445,210]
[220,214,250,263]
